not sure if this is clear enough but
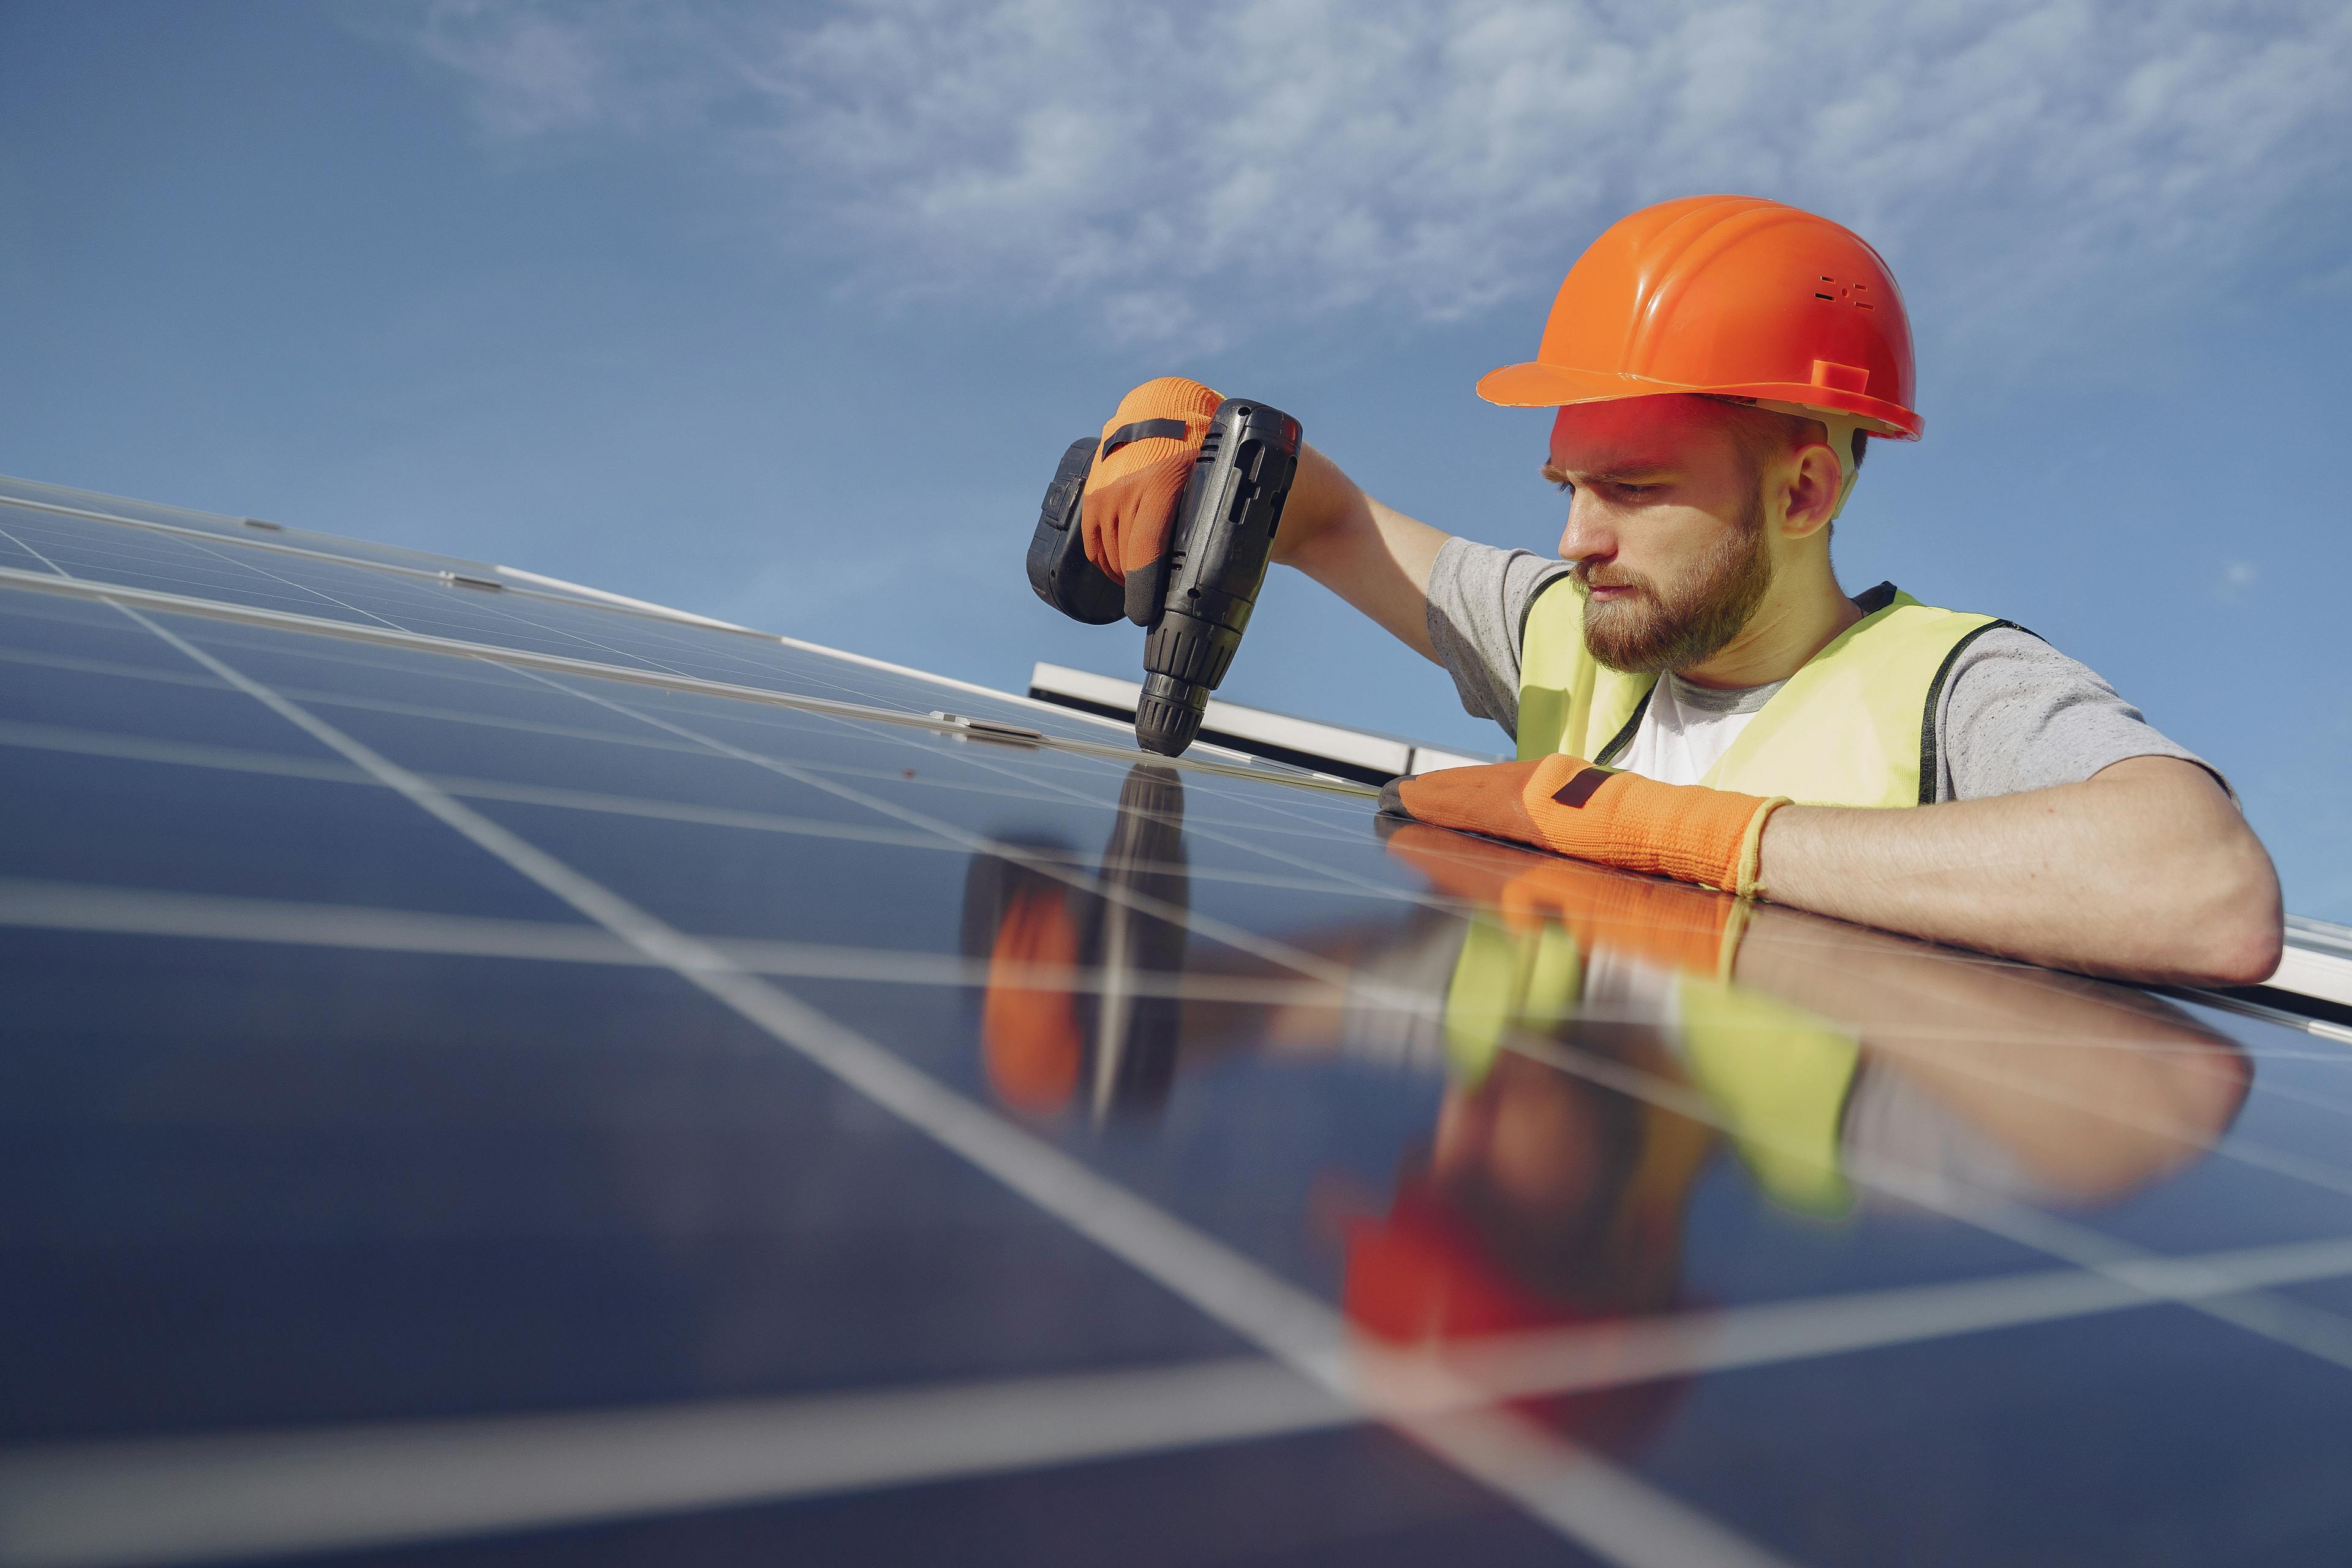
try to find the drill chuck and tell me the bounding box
[1134,672,1210,756]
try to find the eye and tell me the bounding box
[1553,478,1574,495]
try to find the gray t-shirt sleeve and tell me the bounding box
[1933,628,2225,802]
[1423,535,1573,741]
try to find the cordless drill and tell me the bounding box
[1026,399,1303,756]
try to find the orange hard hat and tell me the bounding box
[1479,195,1923,440]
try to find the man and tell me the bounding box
[1076,195,2280,986]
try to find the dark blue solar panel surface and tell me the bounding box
[4,478,2351,1567]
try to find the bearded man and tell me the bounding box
[1076,196,2280,986]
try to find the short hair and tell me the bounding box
[1702,398,1865,536]
[1705,398,1865,475]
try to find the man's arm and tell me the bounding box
[1757,755,2284,987]
[1272,442,1451,662]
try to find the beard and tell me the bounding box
[1574,491,1773,675]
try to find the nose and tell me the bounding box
[1556,489,1616,564]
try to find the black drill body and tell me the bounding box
[1026,398,1302,756]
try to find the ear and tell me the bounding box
[1778,440,1845,540]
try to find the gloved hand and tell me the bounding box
[1080,377,1223,624]
[1380,756,1789,899]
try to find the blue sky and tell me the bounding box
[3,1,2348,919]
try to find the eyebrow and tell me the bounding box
[1539,461,1675,486]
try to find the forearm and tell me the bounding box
[1755,756,2283,986]
[1272,442,1450,662]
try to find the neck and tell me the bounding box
[1677,553,1858,690]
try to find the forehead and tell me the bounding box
[1546,396,1735,472]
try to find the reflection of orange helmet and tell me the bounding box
[1344,1177,1687,1453]
[1479,195,1922,440]
[1346,1178,1598,1342]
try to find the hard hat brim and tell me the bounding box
[1476,361,1923,440]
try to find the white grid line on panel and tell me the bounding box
[510,671,2337,1182]
[0,877,1355,1009]
[0,526,1003,722]
[810,701,1434,910]
[14,548,2352,1382]
[0,647,1390,859]
[1494,1025,2352,1371]
[1,588,2309,1139]
[15,1228,2352,1568]
[0,491,756,640]
[76,604,1790,1568]
[0,593,1385,845]
[15,601,2278,1030]
[506,671,2352,1373]
[9,862,2352,1397]
[0,483,1245,753]
[0,1359,1349,1568]
[165,530,488,636]
[0,639,2338,1085]
[0,722,1406,906]
[0,564,1351,794]
[13,876,2350,1072]
[0,480,518,573]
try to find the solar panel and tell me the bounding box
[4,473,2351,1566]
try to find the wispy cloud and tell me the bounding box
[401,0,2352,345]
[2215,559,2260,603]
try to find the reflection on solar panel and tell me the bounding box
[5,472,2352,1567]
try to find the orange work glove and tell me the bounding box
[1381,756,1789,899]
[1079,377,1223,624]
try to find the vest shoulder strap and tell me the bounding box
[1702,594,2009,807]
[1516,574,1656,763]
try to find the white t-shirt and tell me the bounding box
[1610,672,1784,787]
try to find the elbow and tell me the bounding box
[2199,908,2284,990]
[2167,835,2284,989]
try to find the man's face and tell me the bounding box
[1545,397,1773,676]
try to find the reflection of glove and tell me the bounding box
[965,764,1190,1121]
[1079,377,1222,621]
[980,888,1085,1114]
[1381,756,1789,899]
[1495,858,1746,979]
[1384,821,1745,979]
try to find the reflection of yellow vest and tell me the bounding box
[1444,918,1861,1216]
[1517,580,2015,808]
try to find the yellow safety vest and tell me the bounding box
[1516,580,2015,808]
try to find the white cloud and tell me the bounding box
[2215,559,2260,603]
[402,0,2352,345]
